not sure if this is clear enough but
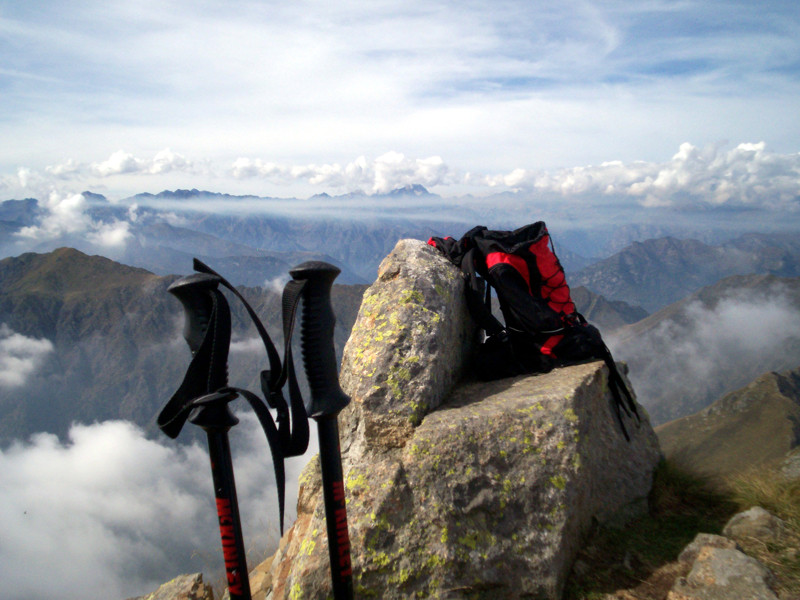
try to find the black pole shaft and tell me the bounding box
[206,428,252,600]
[317,415,353,599]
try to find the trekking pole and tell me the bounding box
[289,261,353,600]
[165,274,252,600]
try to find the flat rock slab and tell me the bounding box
[267,362,660,599]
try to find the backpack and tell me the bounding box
[428,222,640,440]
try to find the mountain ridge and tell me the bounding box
[612,272,800,424]
[573,235,800,312]
[0,247,156,294]
[4,192,800,297]
[656,365,800,477]
[0,248,366,444]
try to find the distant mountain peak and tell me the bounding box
[0,197,39,225]
[131,189,265,201]
[81,191,108,203]
[388,184,431,197]
[0,247,156,296]
[155,189,206,199]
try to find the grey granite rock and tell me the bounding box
[263,239,661,599]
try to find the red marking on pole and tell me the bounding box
[226,571,244,596]
[332,480,345,503]
[334,505,352,576]
[216,497,233,523]
[216,497,244,596]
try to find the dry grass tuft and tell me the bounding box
[723,467,800,597]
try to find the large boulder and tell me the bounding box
[262,239,661,599]
[338,238,478,452]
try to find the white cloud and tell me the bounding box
[263,274,291,295]
[0,421,212,600]
[15,166,42,190]
[85,220,131,247]
[45,158,84,178]
[0,325,54,387]
[160,211,189,227]
[28,149,196,187]
[16,191,91,239]
[611,285,800,421]
[14,191,131,248]
[149,148,191,175]
[127,202,139,222]
[372,152,450,194]
[4,142,799,212]
[226,142,800,206]
[486,142,800,209]
[91,150,146,177]
[229,337,265,354]
[0,416,313,600]
[231,152,456,194]
[89,149,193,177]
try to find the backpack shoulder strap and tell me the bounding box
[429,229,504,336]
[600,346,641,441]
[461,247,505,336]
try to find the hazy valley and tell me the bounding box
[3,188,800,440]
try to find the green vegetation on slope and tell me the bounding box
[565,459,800,600]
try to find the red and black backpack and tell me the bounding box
[429,222,639,439]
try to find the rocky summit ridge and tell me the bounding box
[260,239,661,599]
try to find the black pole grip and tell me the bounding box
[168,273,223,354]
[167,272,230,393]
[289,261,350,418]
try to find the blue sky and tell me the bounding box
[1,0,799,202]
